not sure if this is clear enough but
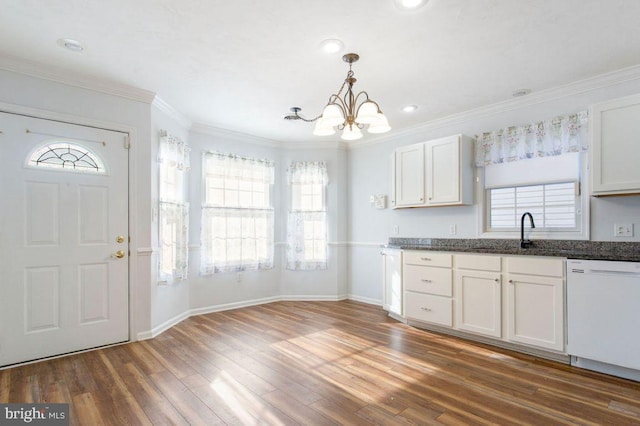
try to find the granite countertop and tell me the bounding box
[384,238,640,262]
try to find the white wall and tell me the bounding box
[0,69,154,336]
[348,77,640,303]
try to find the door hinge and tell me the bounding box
[124,135,131,149]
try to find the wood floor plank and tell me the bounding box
[0,368,10,403]
[148,369,224,425]
[2,300,640,425]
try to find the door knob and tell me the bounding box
[112,250,126,259]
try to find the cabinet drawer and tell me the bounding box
[506,256,565,277]
[455,254,501,271]
[404,251,452,268]
[404,265,452,296]
[405,292,453,327]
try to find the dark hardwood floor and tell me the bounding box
[1,300,640,425]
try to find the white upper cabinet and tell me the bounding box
[590,93,640,196]
[392,134,474,208]
[393,143,425,206]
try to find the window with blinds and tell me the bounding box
[488,182,577,230]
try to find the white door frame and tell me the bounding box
[0,101,141,344]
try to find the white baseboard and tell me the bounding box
[136,294,359,340]
[347,294,382,306]
[189,295,281,317]
[279,294,348,302]
[136,310,191,341]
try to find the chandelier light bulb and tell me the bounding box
[355,101,381,124]
[367,113,391,134]
[321,104,345,127]
[341,126,363,141]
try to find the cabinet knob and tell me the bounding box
[429,197,432,200]
[494,278,500,282]
[508,279,514,284]
[419,198,423,201]
[420,307,432,312]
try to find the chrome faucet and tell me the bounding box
[520,212,535,248]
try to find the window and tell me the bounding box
[27,142,105,174]
[286,161,328,270]
[482,152,586,237]
[201,152,274,274]
[488,182,577,230]
[158,132,190,282]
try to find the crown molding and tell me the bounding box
[348,64,640,149]
[152,96,192,129]
[279,140,348,151]
[0,54,156,104]
[190,122,282,148]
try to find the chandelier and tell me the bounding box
[286,53,391,141]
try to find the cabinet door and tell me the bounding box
[382,250,403,316]
[591,94,640,195]
[394,143,425,206]
[426,136,460,205]
[506,274,564,351]
[455,270,502,337]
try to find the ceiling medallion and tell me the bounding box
[286,53,390,141]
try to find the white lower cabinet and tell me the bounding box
[505,256,565,352]
[455,254,502,338]
[455,270,502,338]
[403,251,454,327]
[382,249,403,317]
[405,293,453,327]
[399,250,566,355]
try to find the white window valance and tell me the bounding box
[205,152,274,185]
[475,111,588,167]
[287,161,329,185]
[159,132,191,172]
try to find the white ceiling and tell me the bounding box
[1,0,640,143]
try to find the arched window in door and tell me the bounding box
[27,142,106,174]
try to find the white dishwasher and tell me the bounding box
[567,259,640,381]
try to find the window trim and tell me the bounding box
[477,152,589,240]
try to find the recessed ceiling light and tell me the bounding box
[402,105,418,113]
[512,89,532,97]
[320,39,344,54]
[394,0,428,10]
[57,38,85,53]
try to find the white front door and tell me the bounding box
[0,112,129,367]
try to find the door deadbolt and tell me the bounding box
[116,235,125,243]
